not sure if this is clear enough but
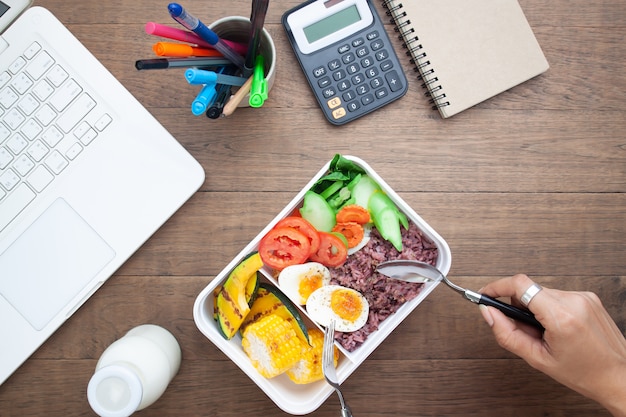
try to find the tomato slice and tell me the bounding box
[275,216,321,255]
[258,227,311,271]
[309,232,348,268]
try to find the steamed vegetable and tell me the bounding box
[332,221,364,248]
[299,191,336,232]
[368,191,408,252]
[215,252,264,339]
[336,204,370,224]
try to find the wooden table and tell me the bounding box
[2,0,624,416]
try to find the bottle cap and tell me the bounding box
[87,364,143,417]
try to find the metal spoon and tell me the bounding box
[376,260,544,331]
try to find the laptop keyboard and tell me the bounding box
[0,41,113,232]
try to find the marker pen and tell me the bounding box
[145,22,248,55]
[185,68,247,87]
[206,83,232,119]
[135,57,232,70]
[191,82,218,116]
[152,42,223,57]
[249,55,268,107]
[243,0,270,78]
[168,3,245,70]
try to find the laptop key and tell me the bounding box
[57,93,96,133]
[27,165,54,192]
[0,183,36,232]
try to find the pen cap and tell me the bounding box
[209,16,276,108]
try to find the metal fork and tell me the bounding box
[323,319,353,417]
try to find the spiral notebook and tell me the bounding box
[383,0,549,118]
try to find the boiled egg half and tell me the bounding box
[278,262,331,305]
[306,285,369,332]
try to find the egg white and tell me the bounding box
[277,262,331,305]
[306,285,369,332]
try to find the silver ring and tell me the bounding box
[520,283,542,307]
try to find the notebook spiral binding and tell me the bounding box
[381,0,450,110]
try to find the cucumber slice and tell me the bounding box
[299,191,336,232]
[350,175,381,209]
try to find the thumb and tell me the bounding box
[479,305,542,361]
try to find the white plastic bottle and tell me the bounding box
[87,324,181,417]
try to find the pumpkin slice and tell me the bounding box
[216,252,264,339]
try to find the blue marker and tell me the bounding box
[191,82,218,116]
[185,68,247,87]
[168,3,245,70]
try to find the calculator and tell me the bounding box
[282,0,408,125]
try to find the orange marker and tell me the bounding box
[152,42,223,58]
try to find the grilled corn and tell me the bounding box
[287,327,338,384]
[242,314,305,378]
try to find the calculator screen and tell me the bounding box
[303,5,361,44]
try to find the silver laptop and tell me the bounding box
[0,0,205,384]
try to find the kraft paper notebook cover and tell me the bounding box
[383,0,549,118]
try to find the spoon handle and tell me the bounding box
[477,294,544,331]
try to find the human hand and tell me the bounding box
[479,274,626,417]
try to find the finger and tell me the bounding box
[482,305,545,364]
[481,274,553,319]
[480,274,535,299]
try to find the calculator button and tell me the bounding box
[342,53,356,64]
[366,31,379,41]
[332,107,347,120]
[328,59,341,70]
[346,101,360,112]
[356,84,370,95]
[327,97,342,109]
[370,40,384,51]
[332,69,346,81]
[380,60,393,72]
[352,37,365,47]
[346,64,360,74]
[322,86,337,98]
[361,57,374,68]
[370,77,384,89]
[337,80,351,91]
[375,49,389,61]
[318,76,332,88]
[385,70,403,92]
[356,47,369,58]
[365,67,379,78]
[361,94,375,106]
[338,44,350,54]
[343,90,356,102]
[313,66,326,78]
[375,88,389,99]
[351,74,365,85]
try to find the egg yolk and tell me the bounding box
[298,272,324,301]
[330,289,363,323]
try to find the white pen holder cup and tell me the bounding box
[209,16,276,108]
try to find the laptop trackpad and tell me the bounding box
[0,198,115,330]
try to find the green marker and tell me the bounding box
[249,55,268,108]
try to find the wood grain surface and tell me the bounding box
[1,0,625,416]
